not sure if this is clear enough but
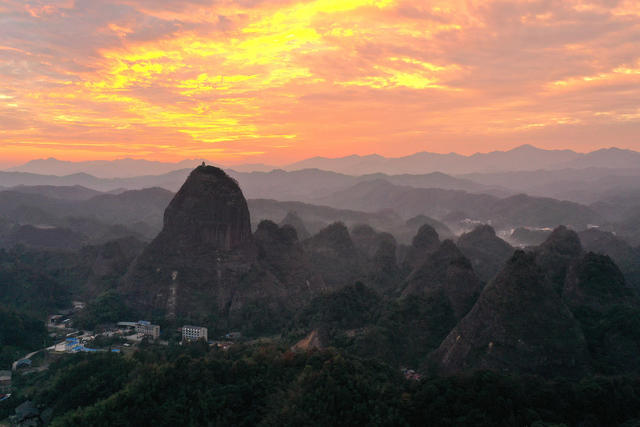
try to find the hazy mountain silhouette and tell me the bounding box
[0,168,504,199]
[457,225,514,282]
[8,158,210,178]
[5,185,103,200]
[464,167,640,204]
[579,228,640,291]
[400,223,441,272]
[284,145,640,175]
[320,180,602,230]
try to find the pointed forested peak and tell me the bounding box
[350,224,378,253]
[351,224,396,259]
[255,219,298,243]
[279,211,310,240]
[406,215,454,240]
[430,249,589,377]
[350,223,378,244]
[578,228,640,291]
[563,252,634,312]
[459,224,497,241]
[403,239,483,319]
[402,223,442,271]
[432,239,467,263]
[308,222,354,250]
[412,223,440,251]
[539,225,583,258]
[457,224,514,282]
[304,222,362,289]
[457,224,513,254]
[535,225,584,293]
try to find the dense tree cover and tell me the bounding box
[0,305,49,369]
[0,247,72,314]
[286,283,457,369]
[74,290,131,330]
[6,345,640,426]
[235,297,294,338]
[347,292,457,369]
[573,305,640,374]
[289,282,382,334]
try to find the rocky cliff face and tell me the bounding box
[402,240,483,319]
[123,165,315,324]
[430,250,589,377]
[161,165,252,251]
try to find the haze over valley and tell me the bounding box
[3,145,640,425]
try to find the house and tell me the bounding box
[135,321,160,340]
[64,337,80,352]
[118,321,160,340]
[182,325,208,342]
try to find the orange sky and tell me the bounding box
[1,0,640,166]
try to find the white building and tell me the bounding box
[182,325,208,342]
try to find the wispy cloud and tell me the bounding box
[0,0,639,164]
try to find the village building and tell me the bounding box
[117,321,160,340]
[135,321,160,340]
[182,325,208,342]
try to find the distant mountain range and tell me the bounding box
[7,145,640,177]
[7,158,211,178]
[2,163,640,209]
[283,145,640,175]
[0,168,507,197]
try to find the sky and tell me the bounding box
[1,0,639,166]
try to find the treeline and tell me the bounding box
[285,282,457,368]
[0,247,73,369]
[5,344,640,426]
[0,306,49,369]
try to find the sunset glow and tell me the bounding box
[1,0,640,165]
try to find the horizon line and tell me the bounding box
[4,143,635,169]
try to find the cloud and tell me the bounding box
[0,0,639,164]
